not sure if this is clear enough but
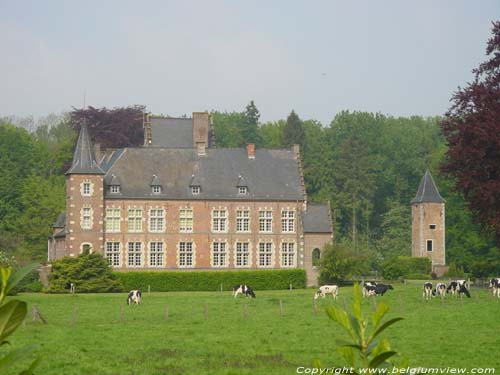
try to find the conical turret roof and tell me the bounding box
[411,170,445,204]
[66,124,104,175]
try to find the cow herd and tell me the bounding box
[124,277,500,306]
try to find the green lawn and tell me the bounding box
[6,284,500,374]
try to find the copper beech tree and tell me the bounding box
[441,21,500,245]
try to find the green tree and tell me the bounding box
[282,110,305,148]
[240,100,262,145]
[375,200,411,260]
[211,111,245,147]
[319,242,370,283]
[259,120,284,148]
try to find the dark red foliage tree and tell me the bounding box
[70,105,146,149]
[441,21,500,244]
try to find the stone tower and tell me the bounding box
[64,124,105,257]
[411,170,447,276]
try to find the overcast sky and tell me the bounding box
[0,1,498,125]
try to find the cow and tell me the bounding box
[489,278,500,298]
[423,282,433,300]
[314,285,339,300]
[447,281,471,298]
[365,283,393,296]
[361,281,377,297]
[433,282,447,299]
[127,290,142,305]
[233,284,256,298]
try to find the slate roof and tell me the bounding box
[66,124,105,175]
[150,117,215,148]
[411,170,445,204]
[302,203,333,233]
[101,147,305,201]
[53,212,66,228]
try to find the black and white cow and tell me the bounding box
[361,281,377,297]
[233,284,256,298]
[365,283,393,296]
[489,278,500,298]
[127,290,142,305]
[314,285,339,300]
[447,280,471,298]
[423,282,433,300]
[433,282,447,299]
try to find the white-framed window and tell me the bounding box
[179,208,193,232]
[235,242,250,267]
[281,210,295,233]
[258,242,273,267]
[149,242,164,267]
[281,242,295,267]
[82,207,92,229]
[127,242,142,267]
[110,185,120,194]
[105,208,120,233]
[152,185,161,194]
[238,186,248,195]
[236,210,250,232]
[179,242,194,267]
[83,182,91,196]
[105,242,121,267]
[149,209,165,232]
[191,186,200,195]
[128,209,142,232]
[259,210,273,233]
[212,209,227,233]
[212,242,227,267]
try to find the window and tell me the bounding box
[281,210,295,233]
[179,242,194,267]
[238,186,248,195]
[236,210,250,232]
[426,240,433,252]
[82,207,92,229]
[281,242,295,267]
[259,210,273,232]
[105,208,120,232]
[235,242,250,267]
[191,186,200,195]
[212,242,227,267]
[212,209,227,232]
[149,209,165,232]
[81,243,92,254]
[110,185,120,194]
[83,182,91,196]
[179,209,193,232]
[429,224,436,230]
[128,209,142,232]
[258,242,273,267]
[312,248,321,267]
[127,242,142,267]
[149,242,164,267]
[105,242,121,267]
[152,185,161,194]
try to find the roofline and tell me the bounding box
[103,197,306,202]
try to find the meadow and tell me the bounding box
[6,284,500,375]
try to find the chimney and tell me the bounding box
[247,143,255,159]
[192,112,209,149]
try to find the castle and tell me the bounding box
[48,112,333,285]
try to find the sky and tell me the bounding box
[0,1,498,125]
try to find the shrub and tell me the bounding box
[470,260,500,279]
[318,242,370,283]
[444,263,465,278]
[10,269,43,294]
[381,256,431,280]
[115,269,306,292]
[47,252,122,293]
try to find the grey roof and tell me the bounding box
[101,147,305,201]
[53,212,66,228]
[54,229,67,239]
[66,124,105,175]
[109,174,121,186]
[151,117,194,148]
[411,170,445,204]
[302,203,333,233]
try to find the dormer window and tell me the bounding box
[191,186,200,195]
[238,186,248,195]
[110,185,120,194]
[152,185,161,194]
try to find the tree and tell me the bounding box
[318,242,370,283]
[441,21,500,245]
[70,105,145,149]
[240,100,261,145]
[282,110,305,148]
[211,111,245,147]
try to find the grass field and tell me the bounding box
[6,284,500,374]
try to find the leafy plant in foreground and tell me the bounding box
[0,264,40,374]
[315,283,406,372]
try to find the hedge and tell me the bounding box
[114,269,306,292]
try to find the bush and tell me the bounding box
[381,256,431,280]
[115,269,306,292]
[47,252,122,293]
[10,269,43,294]
[404,273,430,280]
[318,242,370,283]
[470,260,500,279]
[444,263,466,278]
